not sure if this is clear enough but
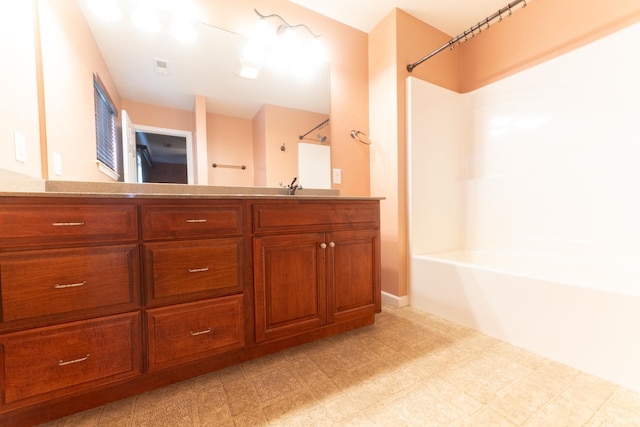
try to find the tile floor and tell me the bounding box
[39,305,640,426]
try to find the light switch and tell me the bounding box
[14,131,26,163]
[332,168,342,184]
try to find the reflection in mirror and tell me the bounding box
[74,0,330,187]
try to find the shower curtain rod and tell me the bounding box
[407,0,528,72]
[299,118,330,140]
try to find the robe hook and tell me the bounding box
[508,5,513,16]
[522,0,527,7]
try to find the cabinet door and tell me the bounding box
[253,232,327,342]
[328,229,381,323]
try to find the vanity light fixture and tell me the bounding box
[238,64,260,79]
[243,9,326,79]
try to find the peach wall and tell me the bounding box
[252,107,267,187]
[39,0,120,182]
[374,0,640,301]
[121,100,194,133]
[255,104,329,188]
[207,113,254,187]
[193,0,370,196]
[461,0,640,91]
[369,9,459,298]
[193,94,208,184]
[0,0,41,178]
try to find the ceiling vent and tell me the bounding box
[153,58,170,75]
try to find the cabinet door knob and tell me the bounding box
[329,241,335,248]
[320,242,327,249]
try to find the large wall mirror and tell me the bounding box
[37,0,331,188]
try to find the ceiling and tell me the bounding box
[289,0,515,35]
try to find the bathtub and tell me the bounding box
[410,251,640,393]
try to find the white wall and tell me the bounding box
[0,0,42,178]
[407,79,466,256]
[409,21,640,265]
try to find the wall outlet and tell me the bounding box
[332,168,342,184]
[14,131,26,163]
[54,152,62,176]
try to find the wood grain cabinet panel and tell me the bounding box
[252,201,381,343]
[328,229,381,323]
[253,232,327,342]
[141,204,242,240]
[252,201,379,233]
[0,203,138,249]
[0,312,141,410]
[144,238,243,306]
[146,295,244,371]
[0,245,139,327]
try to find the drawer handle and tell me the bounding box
[58,354,90,366]
[54,281,87,289]
[190,328,212,336]
[186,219,207,223]
[52,222,85,227]
[188,267,209,273]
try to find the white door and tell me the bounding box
[121,110,137,182]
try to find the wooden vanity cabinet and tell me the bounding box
[0,198,142,415]
[140,200,248,377]
[252,200,381,343]
[0,195,380,425]
[141,202,244,306]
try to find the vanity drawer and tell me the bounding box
[146,295,244,371]
[0,245,139,325]
[141,203,243,240]
[0,203,138,249]
[252,201,380,233]
[144,238,243,305]
[0,312,142,408]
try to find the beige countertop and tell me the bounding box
[0,174,382,200]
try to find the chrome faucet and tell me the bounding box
[280,177,303,195]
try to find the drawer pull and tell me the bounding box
[188,267,209,273]
[190,328,212,336]
[52,222,85,227]
[186,219,207,223]
[58,354,90,366]
[54,281,87,289]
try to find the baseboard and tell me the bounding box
[381,291,409,308]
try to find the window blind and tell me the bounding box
[94,74,118,174]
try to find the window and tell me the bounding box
[93,74,118,176]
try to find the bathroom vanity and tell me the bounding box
[0,188,381,425]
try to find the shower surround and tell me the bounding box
[407,22,640,393]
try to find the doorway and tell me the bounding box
[134,125,194,184]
